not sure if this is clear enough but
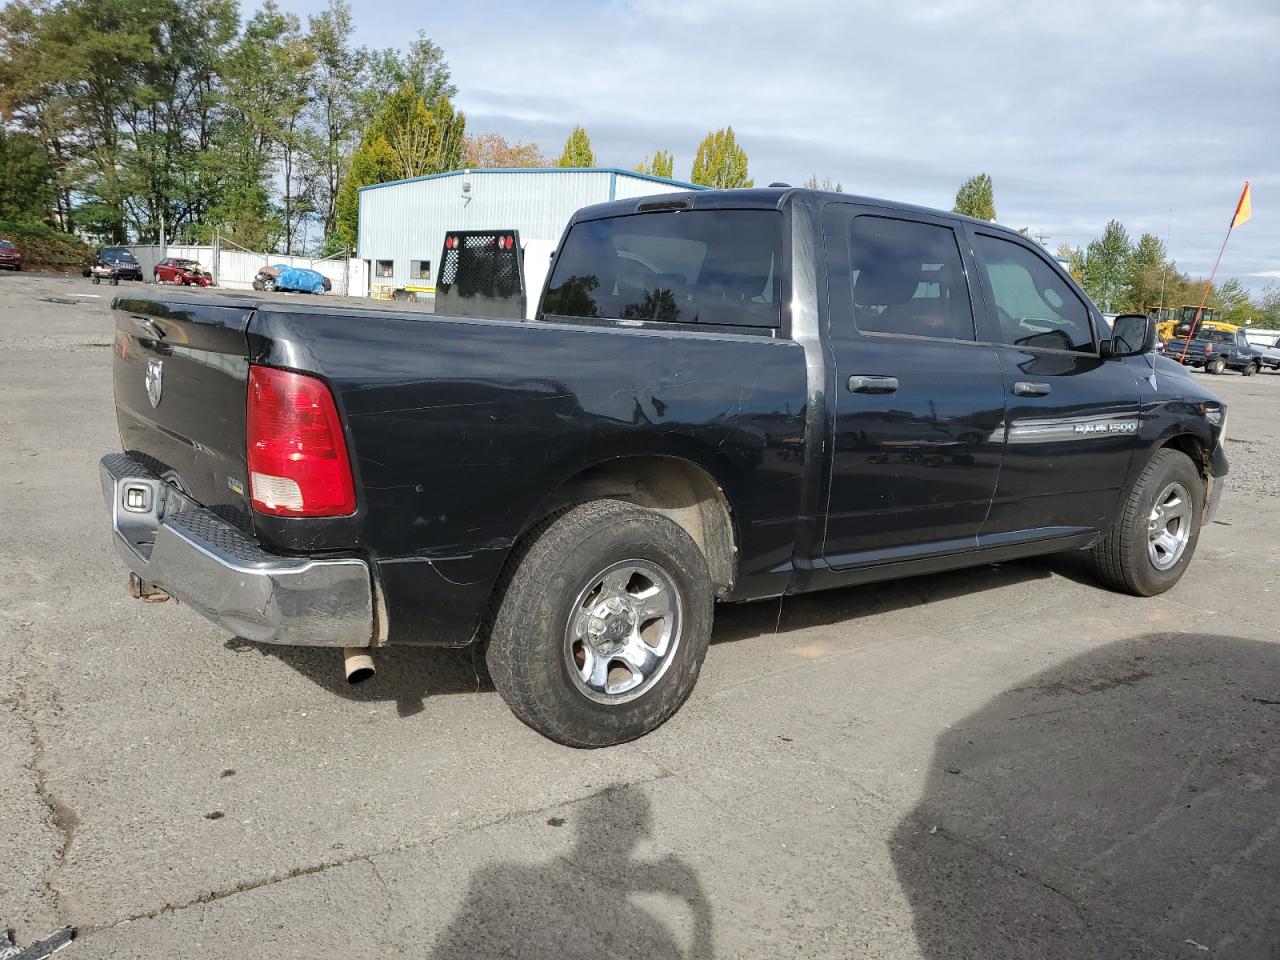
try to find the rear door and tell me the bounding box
[112,294,257,530]
[966,228,1139,537]
[820,205,1006,568]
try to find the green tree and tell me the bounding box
[557,126,595,167]
[1078,220,1133,312]
[1055,242,1084,284]
[635,149,674,179]
[0,129,56,222]
[953,173,995,221]
[690,127,752,189]
[334,86,465,249]
[1126,233,1170,312]
[1255,284,1280,328]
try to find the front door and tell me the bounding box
[965,228,1139,538]
[821,206,1006,569]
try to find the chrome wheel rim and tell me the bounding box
[1147,481,1192,571]
[564,559,682,705]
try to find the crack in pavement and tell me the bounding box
[11,679,79,926]
[78,770,674,941]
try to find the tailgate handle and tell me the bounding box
[848,375,899,394]
[1013,381,1052,397]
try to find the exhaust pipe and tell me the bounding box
[343,646,375,685]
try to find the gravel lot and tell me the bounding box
[3,271,1278,959]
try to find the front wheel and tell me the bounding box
[486,499,714,747]
[1242,361,1258,377]
[1091,448,1204,596]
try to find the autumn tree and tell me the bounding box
[635,149,674,179]
[557,126,595,167]
[464,132,546,168]
[953,174,995,221]
[690,127,752,189]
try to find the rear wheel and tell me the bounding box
[1206,356,1227,374]
[1091,448,1204,596]
[486,499,714,747]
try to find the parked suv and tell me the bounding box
[0,238,22,271]
[85,247,143,281]
[1170,326,1260,376]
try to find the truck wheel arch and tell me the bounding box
[514,456,739,599]
[1159,434,1213,501]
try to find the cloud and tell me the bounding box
[297,0,1280,290]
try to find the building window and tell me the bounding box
[411,259,431,281]
[376,259,393,278]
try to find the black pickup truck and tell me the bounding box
[100,188,1229,747]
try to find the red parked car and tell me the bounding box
[154,257,212,286]
[0,239,22,271]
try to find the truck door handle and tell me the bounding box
[1013,381,1052,397]
[848,375,899,394]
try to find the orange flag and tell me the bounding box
[1231,180,1252,229]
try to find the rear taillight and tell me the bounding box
[1205,344,1213,355]
[246,365,355,517]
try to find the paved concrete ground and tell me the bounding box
[2,271,1277,958]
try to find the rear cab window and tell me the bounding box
[541,209,782,330]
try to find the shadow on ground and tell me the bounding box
[233,553,1089,716]
[428,783,712,958]
[892,632,1280,958]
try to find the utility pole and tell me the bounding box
[1033,229,1049,248]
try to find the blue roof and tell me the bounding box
[357,166,707,193]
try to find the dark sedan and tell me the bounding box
[0,239,21,271]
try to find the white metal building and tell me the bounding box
[356,167,703,294]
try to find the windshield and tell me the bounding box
[103,248,137,262]
[0,240,14,250]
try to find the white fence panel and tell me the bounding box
[126,243,367,297]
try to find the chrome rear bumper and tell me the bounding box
[100,453,373,647]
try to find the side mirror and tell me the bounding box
[1103,314,1156,358]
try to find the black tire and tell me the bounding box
[1242,361,1258,377]
[1206,356,1226,374]
[486,499,714,748]
[1091,448,1204,597]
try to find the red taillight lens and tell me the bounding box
[1205,344,1213,355]
[246,365,355,517]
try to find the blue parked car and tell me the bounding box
[253,264,331,295]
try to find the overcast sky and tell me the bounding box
[298,0,1279,291]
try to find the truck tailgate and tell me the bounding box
[111,294,256,530]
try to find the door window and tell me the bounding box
[846,216,975,341]
[973,234,1095,353]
